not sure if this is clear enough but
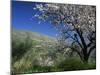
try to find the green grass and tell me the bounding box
[12,58,96,74]
[56,58,96,71]
[12,30,96,74]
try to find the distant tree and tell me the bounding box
[33,3,96,63]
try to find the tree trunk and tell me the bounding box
[83,55,89,64]
[75,29,89,64]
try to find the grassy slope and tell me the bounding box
[12,30,96,74]
[12,29,57,73]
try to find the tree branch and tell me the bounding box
[88,45,95,57]
[70,46,83,61]
[75,28,87,50]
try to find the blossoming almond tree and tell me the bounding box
[33,3,96,63]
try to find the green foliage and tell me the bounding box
[12,30,96,74]
[56,58,96,71]
[12,58,95,74]
[12,31,33,62]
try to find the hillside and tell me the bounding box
[12,29,58,73]
[11,29,96,74]
[12,29,56,42]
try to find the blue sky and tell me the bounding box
[12,1,58,37]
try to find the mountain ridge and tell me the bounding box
[12,29,56,42]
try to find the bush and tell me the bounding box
[56,58,96,71]
[12,33,33,62]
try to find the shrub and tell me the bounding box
[12,33,33,62]
[56,58,96,71]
